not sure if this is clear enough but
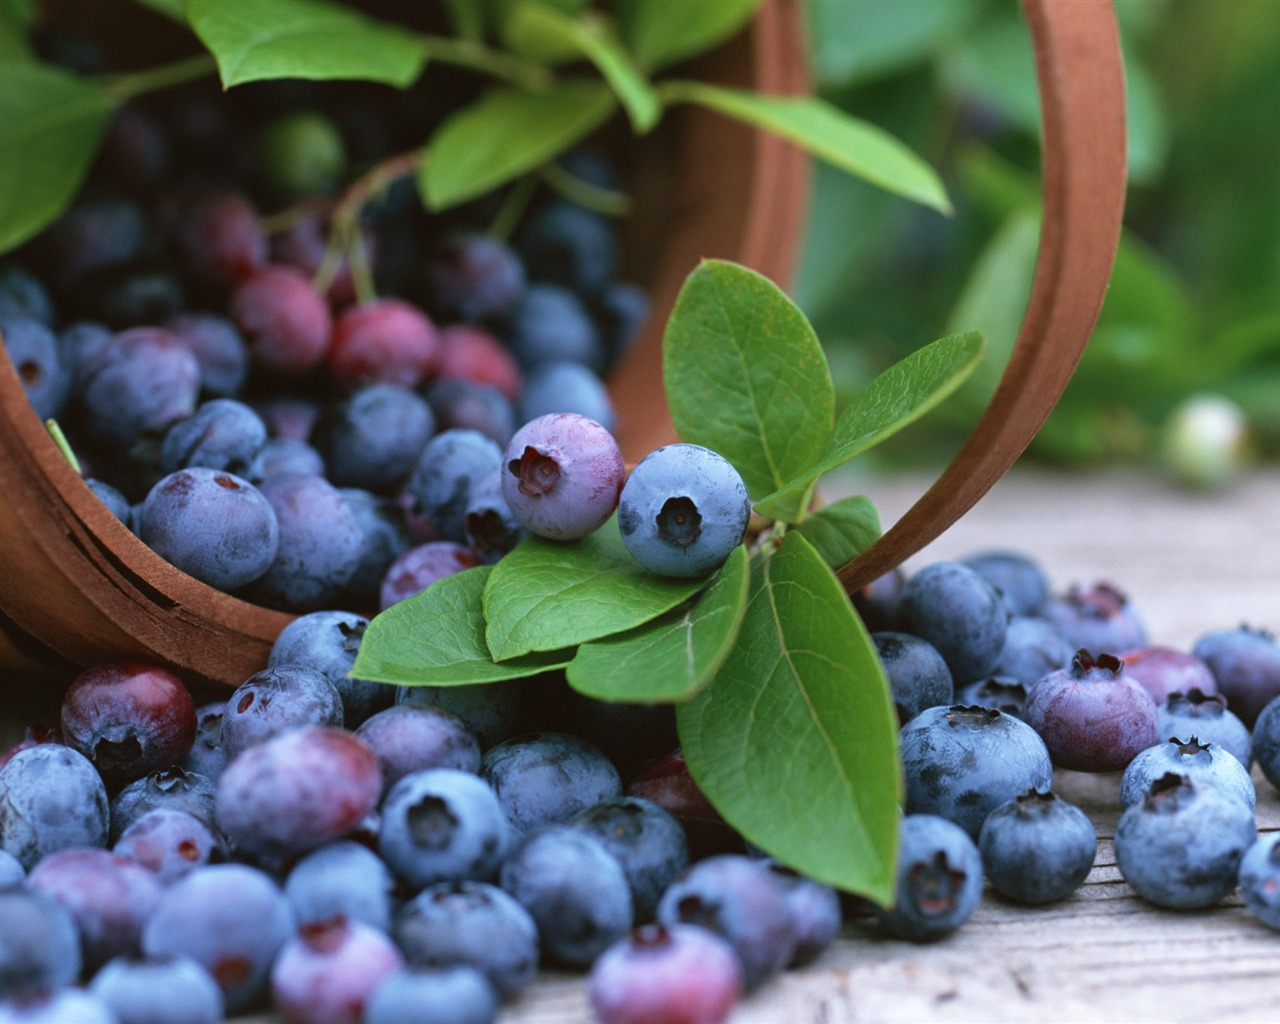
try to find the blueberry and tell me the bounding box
[214,726,382,864]
[588,923,742,1024]
[230,263,332,375]
[159,398,266,476]
[310,383,435,491]
[109,767,218,844]
[977,788,1096,904]
[394,881,539,1000]
[1119,736,1255,810]
[141,863,295,1012]
[0,987,120,1023]
[365,966,499,1024]
[617,444,750,578]
[181,702,230,781]
[517,360,617,431]
[60,662,197,783]
[627,748,742,860]
[852,567,904,633]
[516,200,618,299]
[378,540,479,610]
[954,677,1028,719]
[90,954,224,1024]
[397,682,523,750]
[1159,689,1252,770]
[763,862,842,967]
[269,917,403,1024]
[502,282,604,371]
[355,705,481,799]
[592,280,649,374]
[962,548,1051,616]
[165,312,249,398]
[872,631,953,724]
[500,413,624,541]
[407,428,503,544]
[480,731,622,836]
[1024,650,1159,772]
[1039,581,1148,655]
[899,705,1053,840]
[463,468,525,563]
[422,231,525,324]
[875,814,983,942]
[1114,772,1256,910]
[1,314,67,418]
[435,323,522,400]
[992,615,1073,686]
[138,468,279,591]
[0,745,110,869]
[0,851,23,887]
[0,887,82,999]
[284,840,396,933]
[327,297,440,390]
[112,808,225,884]
[336,488,411,611]
[378,767,510,889]
[85,477,133,525]
[0,266,54,325]
[1249,694,1280,793]
[220,664,345,758]
[565,694,678,782]
[251,436,326,479]
[1193,624,1280,728]
[172,189,266,292]
[571,797,690,923]
[500,825,633,968]
[27,848,164,971]
[898,561,1009,682]
[655,854,794,990]
[268,611,393,728]
[1117,644,1219,706]
[426,378,516,448]
[1238,833,1280,931]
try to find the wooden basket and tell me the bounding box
[0,0,1126,693]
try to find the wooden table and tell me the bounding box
[7,465,1280,1022]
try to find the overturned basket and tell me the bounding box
[0,0,1125,692]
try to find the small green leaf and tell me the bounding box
[419,80,616,210]
[754,331,984,518]
[351,566,573,686]
[502,3,659,132]
[186,0,427,88]
[792,496,881,570]
[566,544,749,702]
[0,64,117,256]
[664,260,834,522]
[483,516,706,661]
[659,81,951,214]
[617,0,759,73]
[678,532,901,901]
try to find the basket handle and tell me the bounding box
[837,0,1128,594]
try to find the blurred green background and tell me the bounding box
[796,0,1280,485]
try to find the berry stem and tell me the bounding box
[418,34,552,91]
[105,53,218,102]
[539,161,631,216]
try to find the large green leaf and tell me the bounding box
[0,64,117,256]
[677,532,901,901]
[483,516,705,661]
[185,0,427,88]
[663,260,834,521]
[615,0,759,74]
[791,496,881,570]
[566,544,748,702]
[501,3,658,131]
[419,79,616,210]
[351,566,573,686]
[0,0,33,61]
[753,331,984,518]
[659,81,951,214]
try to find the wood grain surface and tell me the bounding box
[6,465,1280,1023]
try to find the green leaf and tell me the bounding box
[483,516,706,661]
[0,0,33,62]
[616,0,759,74]
[185,0,427,88]
[351,566,572,686]
[132,0,188,22]
[566,544,749,702]
[792,496,881,570]
[659,81,951,214]
[0,64,117,256]
[419,80,616,210]
[502,3,659,132]
[663,260,834,521]
[440,0,487,40]
[677,532,901,901]
[754,331,984,518]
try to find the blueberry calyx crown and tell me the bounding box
[1013,787,1058,818]
[656,496,701,547]
[1143,771,1193,812]
[944,705,1003,729]
[510,446,561,497]
[1171,736,1211,759]
[1166,688,1225,716]
[465,508,518,552]
[1066,581,1129,617]
[628,923,675,951]
[1070,649,1123,677]
[908,850,969,917]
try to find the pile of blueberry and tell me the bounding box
[1,52,652,616]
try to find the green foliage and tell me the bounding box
[616,0,760,74]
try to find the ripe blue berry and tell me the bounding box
[876,814,983,942]
[109,766,217,844]
[617,444,750,578]
[898,561,1009,682]
[112,807,224,884]
[0,745,110,869]
[90,954,224,1024]
[220,664,344,759]
[480,731,622,836]
[1159,689,1252,769]
[1117,644,1218,706]
[284,840,396,933]
[962,548,1051,617]
[310,383,435,492]
[500,413,624,540]
[1039,581,1148,655]
[407,429,503,544]
[159,398,266,476]
[1119,736,1255,810]
[1193,624,1280,728]
[267,610,393,728]
[992,615,1073,686]
[365,966,499,1024]
[354,705,481,798]
[269,917,403,1024]
[977,789,1096,904]
[0,887,82,999]
[872,631,953,724]
[1238,833,1280,931]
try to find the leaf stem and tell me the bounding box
[419,34,552,90]
[105,53,218,102]
[539,161,631,216]
[487,173,540,241]
[45,419,81,474]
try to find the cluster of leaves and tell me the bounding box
[0,0,950,257]
[353,259,984,903]
[795,0,1280,471]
